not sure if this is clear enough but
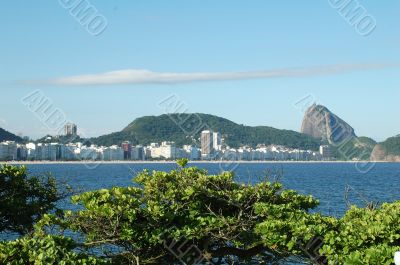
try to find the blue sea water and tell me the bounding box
[21,162,400,217]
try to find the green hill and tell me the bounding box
[378,135,400,155]
[331,136,376,160]
[370,135,400,161]
[0,128,23,143]
[90,113,322,150]
[35,134,85,144]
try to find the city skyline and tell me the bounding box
[0,128,326,162]
[1,1,399,141]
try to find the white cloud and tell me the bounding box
[28,63,398,86]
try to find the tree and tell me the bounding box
[0,164,63,235]
[0,232,106,265]
[1,162,399,264]
[320,202,400,264]
[35,162,319,264]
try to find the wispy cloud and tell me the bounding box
[27,63,398,86]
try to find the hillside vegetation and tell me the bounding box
[0,128,22,143]
[331,136,377,160]
[371,135,400,161]
[379,135,400,155]
[91,113,321,150]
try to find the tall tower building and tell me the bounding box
[64,123,77,136]
[121,141,132,160]
[213,132,222,150]
[200,130,213,157]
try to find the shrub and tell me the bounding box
[0,165,63,235]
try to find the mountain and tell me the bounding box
[300,105,378,160]
[0,128,23,142]
[301,104,356,144]
[371,135,400,162]
[91,113,322,150]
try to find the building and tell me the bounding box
[61,144,79,160]
[131,145,145,160]
[213,132,222,150]
[183,145,201,160]
[200,130,213,158]
[320,145,332,159]
[17,144,27,160]
[102,145,124,161]
[147,142,181,160]
[64,123,77,136]
[151,142,177,160]
[34,143,62,161]
[222,148,237,161]
[26,143,36,160]
[237,147,251,161]
[121,141,132,160]
[0,130,329,162]
[0,141,17,161]
[159,142,177,159]
[80,145,100,160]
[144,146,152,159]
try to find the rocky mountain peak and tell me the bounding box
[300,104,356,144]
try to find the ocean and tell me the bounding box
[20,161,400,217]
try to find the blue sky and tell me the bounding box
[0,1,399,141]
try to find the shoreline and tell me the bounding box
[0,160,394,165]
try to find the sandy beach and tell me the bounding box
[0,160,388,165]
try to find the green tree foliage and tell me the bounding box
[255,198,338,262]
[90,113,321,150]
[36,164,320,264]
[0,165,62,234]
[1,163,399,264]
[320,202,400,264]
[330,136,377,161]
[34,134,84,144]
[257,201,400,264]
[0,231,106,265]
[176,158,188,167]
[379,135,400,156]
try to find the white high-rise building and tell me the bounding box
[213,132,222,150]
